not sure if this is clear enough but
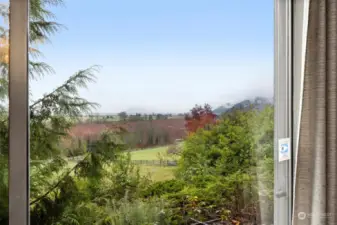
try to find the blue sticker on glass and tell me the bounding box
[280,143,288,154]
[279,138,291,162]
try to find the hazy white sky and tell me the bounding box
[29,0,274,113]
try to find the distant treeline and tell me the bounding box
[121,119,185,149]
[67,118,186,151]
[75,112,186,123]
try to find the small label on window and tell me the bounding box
[278,138,291,162]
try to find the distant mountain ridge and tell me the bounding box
[213,97,273,115]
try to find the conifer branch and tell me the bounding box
[30,153,90,206]
[30,65,101,116]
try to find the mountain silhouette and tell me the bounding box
[213,97,273,115]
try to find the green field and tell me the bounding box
[128,146,177,181]
[128,146,169,160]
[138,165,176,181]
[64,145,177,182]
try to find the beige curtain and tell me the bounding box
[293,0,337,225]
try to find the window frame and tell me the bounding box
[6,0,298,224]
[274,0,294,225]
[8,0,30,224]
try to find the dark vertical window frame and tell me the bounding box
[8,0,30,224]
[274,0,294,224]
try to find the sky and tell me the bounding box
[29,0,274,114]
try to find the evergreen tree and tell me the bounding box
[0,1,136,224]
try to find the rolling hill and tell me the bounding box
[213,96,273,115]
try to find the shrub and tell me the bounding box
[172,107,274,223]
[141,179,185,198]
[101,153,151,201]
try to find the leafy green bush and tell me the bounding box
[170,107,274,223]
[141,179,185,198]
[101,152,151,201]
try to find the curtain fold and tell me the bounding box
[293,0,337,225]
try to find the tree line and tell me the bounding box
[76,112,178,123]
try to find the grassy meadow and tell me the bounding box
[138,165,175,181]
[128,146,169,160]
[63,145,178,182]
[129,145,178,181]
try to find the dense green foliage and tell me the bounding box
[176,107,274,223]
[138,107,274,224]
[141,179,185,198]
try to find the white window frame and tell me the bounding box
[274,0,294,225]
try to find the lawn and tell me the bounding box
[138,165,176,182]
[63,145,179,182]
[128,145,177,181]
[128,146,169,160]
[66,159,176,182]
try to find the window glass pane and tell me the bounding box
[0,1,9,223]
[29,1,274,224]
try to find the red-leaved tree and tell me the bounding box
[184,104,217,133]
